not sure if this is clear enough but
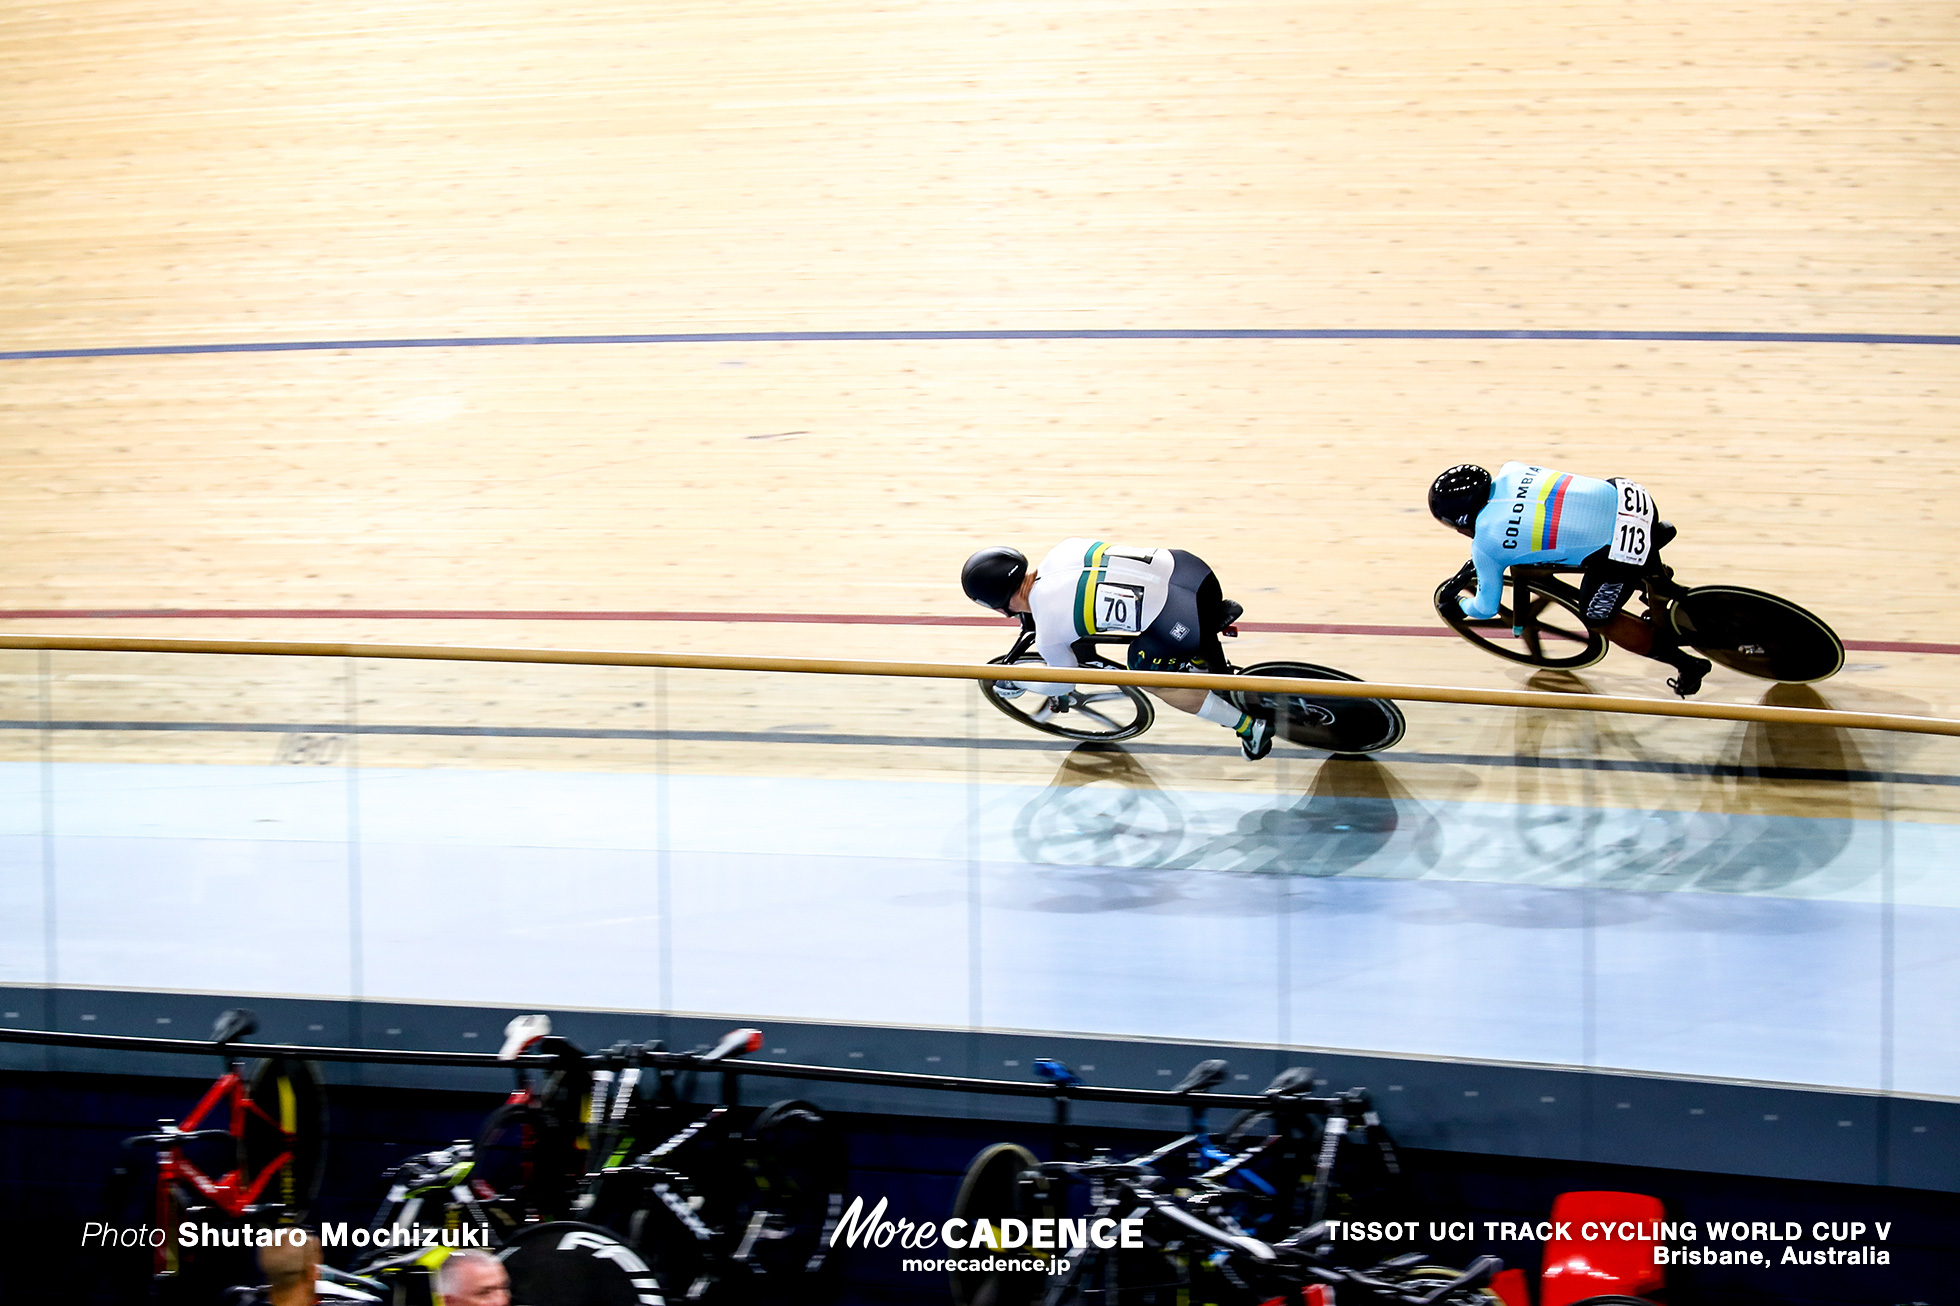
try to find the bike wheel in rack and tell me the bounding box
[473,1099,578,1224]
[243,1056,328,1220]
[1433,575,1610,670]
[949,1143,1051,1306]
[736,1099,850,1296]
[1219,1106,1320,1235]
[980,654,1155,742]
[1229,661,1405,755]
[501,1221,666,1306]
[1669,585,1845,683]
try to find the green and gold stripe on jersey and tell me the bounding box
[1071,540,1113,638]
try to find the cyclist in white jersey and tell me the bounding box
[961,541,1276,759]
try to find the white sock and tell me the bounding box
[1196,692,1249,732]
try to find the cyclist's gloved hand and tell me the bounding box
[1449,559,1477,592]
[1011,680,1067,698]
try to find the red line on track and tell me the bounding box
[0,609,1948,655]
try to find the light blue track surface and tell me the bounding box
[3,762,1954,1097]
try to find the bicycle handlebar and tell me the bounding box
[122,1128,234,1149]
[1130,1186,1277,1262]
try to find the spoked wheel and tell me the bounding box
[1229,661,1405,755]
[242,1056,328,1221]
[1669,585,1845,683]
[1433,574,1609,670]
[980,654,1156,742]
[950,1143,1052,1306]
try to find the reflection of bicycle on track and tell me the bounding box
[979,612,1405,756]
[116,1008,327,1288]
[1012,745,1190,870]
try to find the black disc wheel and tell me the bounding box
[1229,661,1405,755]
[1669,585,1845,683]
[1434,573,1609,670]
[500,1221,668,1306]
[243,1056,328,1221]
[980,654,1155,742]
[949,1143,1052,1306]
[733,1099,850,1295]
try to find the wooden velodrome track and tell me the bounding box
[2,0,1957,819]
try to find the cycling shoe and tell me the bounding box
[1667,656,1712,698]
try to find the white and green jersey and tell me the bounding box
[1027,538,1177,669]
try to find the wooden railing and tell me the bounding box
[1,632,1954,738]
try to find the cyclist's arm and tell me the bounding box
[1459,548,1506,620]
[1028,572,1086,672]
[1034,627,1083,671]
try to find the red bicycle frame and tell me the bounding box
[150,1066,297,1274]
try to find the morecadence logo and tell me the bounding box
[829,1195,1146,1274]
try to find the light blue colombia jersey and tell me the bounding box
[1460,462,1621,619]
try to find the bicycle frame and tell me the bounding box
[146,1061,297,1275]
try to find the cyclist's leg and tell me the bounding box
[1578,549,1709,695]
[1133,555,1272,755]
[1131,553,1219,714]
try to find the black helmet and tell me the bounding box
[1428,464,1493,532]
[961,546,1029,613]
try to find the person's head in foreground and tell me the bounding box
[257,1229,321,1306]
[436,1249,513,1306]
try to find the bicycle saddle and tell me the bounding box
[1262,1066,1317,1097]
[1033,1058,1083,1088]
[499,1013,552,1060]
[1654,519,1677,551]
[1217,599,1244,634]
[210,1008,258,1046]
[701,1027,763,1063]
[1172,1058,1231,1094]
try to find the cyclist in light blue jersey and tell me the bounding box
[1429,462,1712,696]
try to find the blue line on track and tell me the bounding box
[5,327,1960,361]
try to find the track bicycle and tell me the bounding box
[1433,532,1843,683]
[359,1018,845,1302]
[117,1008,327,1285]
[355,1016,606,1296]
[1026,1167,1501,1306]
[979,613,1405,755]
[951,1060,1406,1306]
[583,1027,848,1303]
[1235,1230,1508,1306]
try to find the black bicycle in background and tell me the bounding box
[980,613,1406,754]
[358,1017,846,1304]
[586,1027,848,1303]
[950,1058,1422,1306]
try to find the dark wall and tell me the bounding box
[3,1066,1952,1306]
